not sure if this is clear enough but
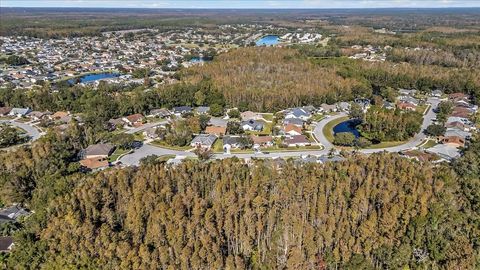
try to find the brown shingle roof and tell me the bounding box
[80,158,109,170]
[205,126,226,135]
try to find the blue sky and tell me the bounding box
[2,0,480,8]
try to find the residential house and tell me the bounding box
[122,113,144,127]
[144,127,160,139]
[383,101,395,110]
[148,108,171,118]
[79,158,110,171]
[441,136,465,147]
[172,106,192,115]
[397,102,417,111]
[446,121,468,131]
[283,118,304,127]
[241,120,264,131]
[449,92,469,102]
[196,106,210,115]
[190,134,217,149]
[26,111,46,121]
[8,108,31,117]
[398,96,419,106]
[446,116,471,127]
[0,107,12,116]
[0,205,30,222]
[399,89,417,96]
[284,123,303,136]
[51,111,69,120]
[284,108,311,121]
[241,111,261,121]
[250,135,273,147]
[0,237,14,253]
[318,155,346,164]
[320,103,337,113]
[444,128,471,140]
[107,118,125,130]
[84,143,115,159]
[223,136,244,153]
[431,89,443,97]
[205,126,226,136]
[336,102,350,112]
[427,144,461,160]
[284,135,311,147]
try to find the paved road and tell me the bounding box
[0,119,43,141]
[125,120,168,134]
[312,113,348,149]
[119,144,195,166]
[119,97,440,165]
[359,97,439,154]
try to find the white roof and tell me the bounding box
[427,144,461,160]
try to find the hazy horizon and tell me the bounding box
[3,0,480,9]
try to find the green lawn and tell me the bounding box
[322,116,349,143]
[246,120,272,136]
[365,140,407,149]
[150,140,192,151]
[262,145,323,152]
[109,148,131,162]
[419,139,438,149]
[311,114,325,122]
[416,104,430,115]
[259,113,274,122]
[133,132,145,141]
[212,139,224,153]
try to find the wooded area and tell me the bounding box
[0,121,478,269]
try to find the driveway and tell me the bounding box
[124,120,168,134]
[118,144,195,166]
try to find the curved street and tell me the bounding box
[119,98,440,166]
[0,119,43,141]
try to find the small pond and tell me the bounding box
[256,35,280,46]
[333,120,361,138]
[69,72,120,84]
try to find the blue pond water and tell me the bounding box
[256,35,280,46]
[333,120,361,138]
[69,72,120,84]
[189,57,212,63]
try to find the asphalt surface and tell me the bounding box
[119,98,440,166]
[125,120,168,134]
[0,119,43,141]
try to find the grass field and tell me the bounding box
[150,141,192,151]
[366,140,407,149]
[322,116,349,143]
[109,148,131,162]
[419,139,438,149]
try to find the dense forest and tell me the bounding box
[359,107,423,142]
[181,47,480,111]
[1,131,479,269]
